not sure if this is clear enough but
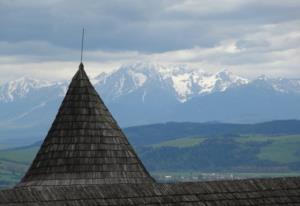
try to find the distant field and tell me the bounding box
[1,121,300,188]
[0,160,28,188]
[0,146,39,164]
[149,134,300,164]
[0,146,38,188]
[237,135,300,164]
[152,137,206,148]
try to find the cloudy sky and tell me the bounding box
[0,0,299,83]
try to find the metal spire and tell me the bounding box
[80,28,85,63]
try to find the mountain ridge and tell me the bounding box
[1,62,300,139]
[1,62,299,104]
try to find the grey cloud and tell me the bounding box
[0,0,299,53]
[0,0,299,81]
[236,39,270,50]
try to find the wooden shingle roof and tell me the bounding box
[18,63,154,187]
[1,63,300,205]
[1,177,300,205]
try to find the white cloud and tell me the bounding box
[0,0,299,83]
[0,33,299,84]
[167,0,246,15]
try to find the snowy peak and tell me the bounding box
[216,69,247,83]
[164,66,207,102]
[212,70,249,92]
[1,62,300,105]
[253,77,300,94]
[92,72,108,84]
[159,67,248,102]
[0,77,65,102]
[94,63,250,102]
[272,79,300,94]
[118,65,148,88]
[95,62,169,100]
[118,62,167,84]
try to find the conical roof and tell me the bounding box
[18,63,154,186]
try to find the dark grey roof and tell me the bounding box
[1,63,300,205]
[1,177,300,205]
[18,63,154,187]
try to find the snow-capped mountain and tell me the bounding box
[0,77,66,103]
[0,78,67,143]
[1,62,300,146]
[1,62,298,106]
[95,62,249,103]
[165,67,248,102]
[252,75,300,94]
[95,62,172,101]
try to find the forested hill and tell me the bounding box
[1,120,300,188]
[124,120,300,146]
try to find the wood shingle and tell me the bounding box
[18,63,154,187]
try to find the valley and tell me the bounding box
[1,121,300,188]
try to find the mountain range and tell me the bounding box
[1,62,300,146]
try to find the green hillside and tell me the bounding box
[0,160,28,188]
[124,120,300,146]
[150,134,300,165]
[1,120,300,188]
[152,137,206,148]
[0,146,39,164]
